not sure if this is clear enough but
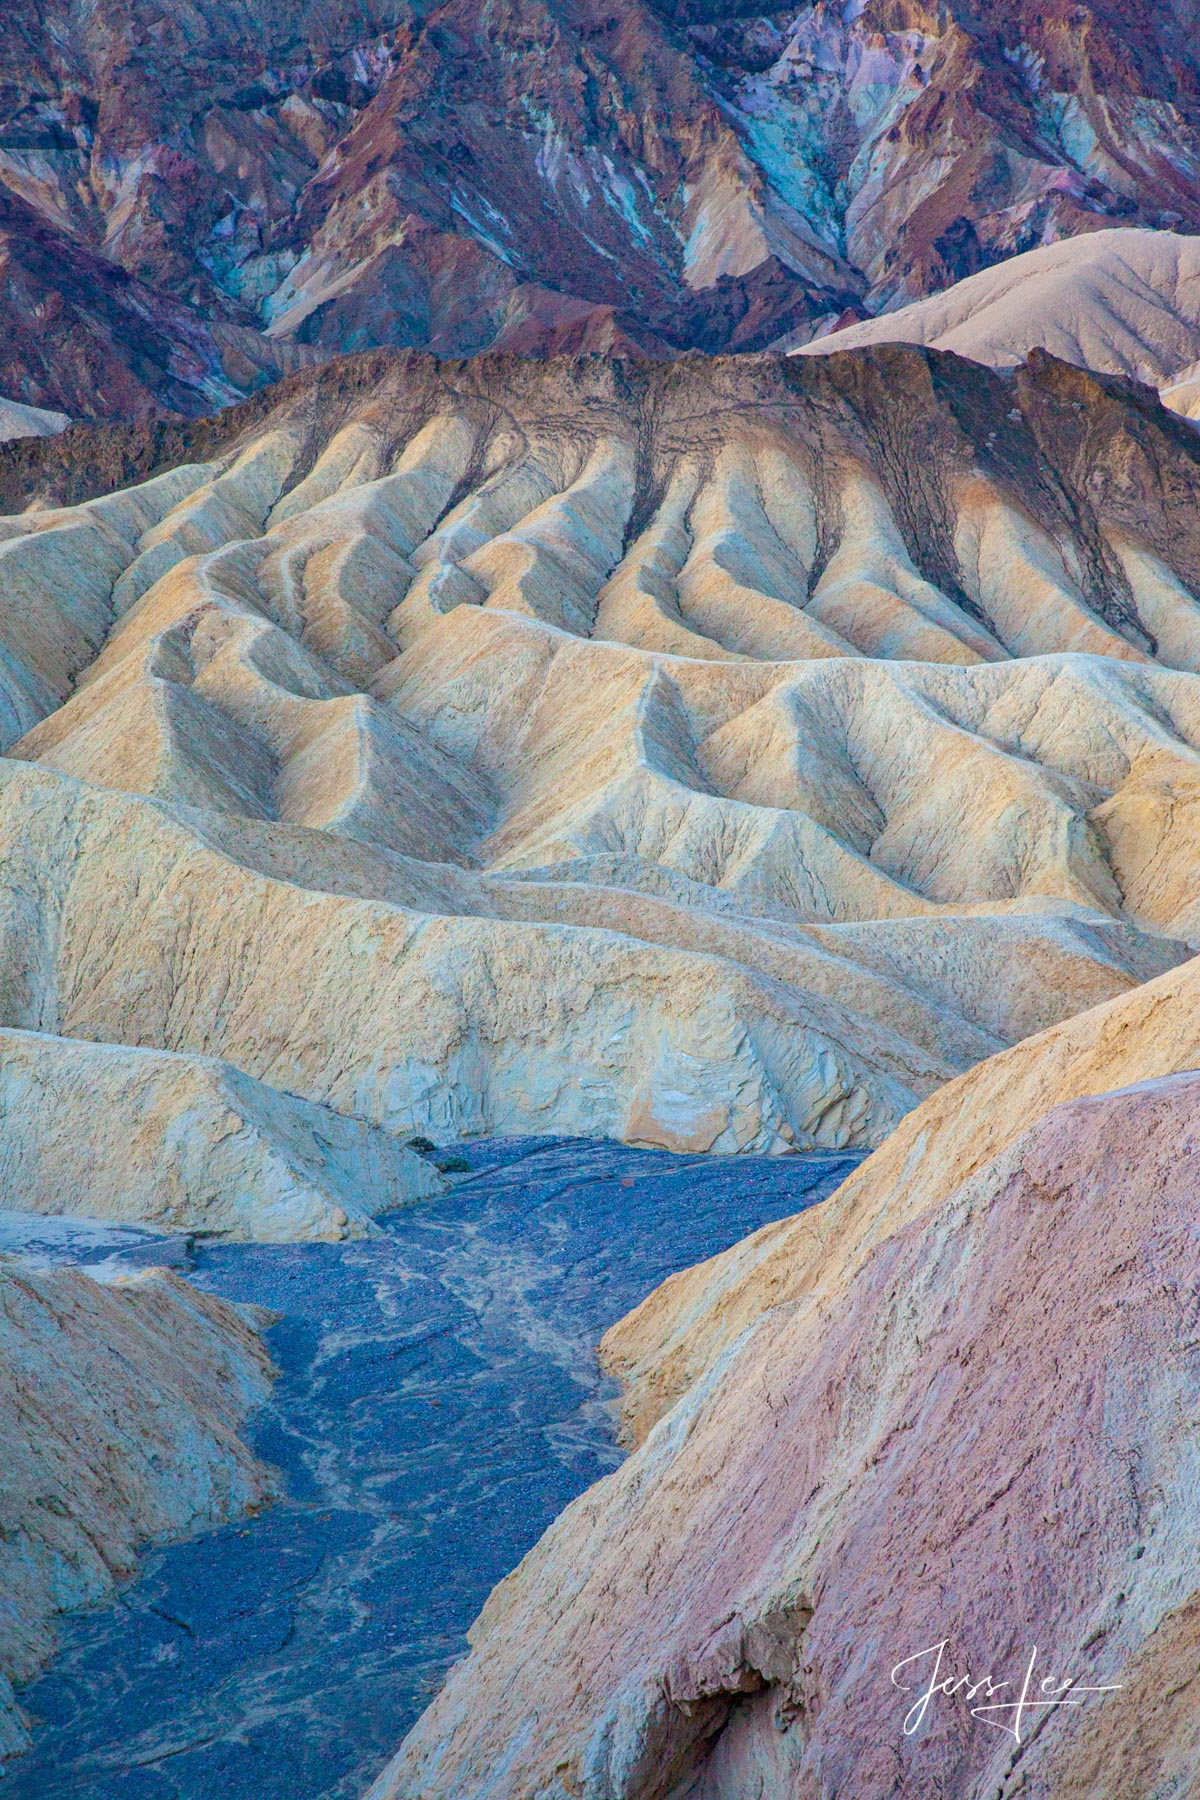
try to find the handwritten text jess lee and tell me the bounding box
[890,1639,1123,1745]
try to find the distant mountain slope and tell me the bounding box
[796,228,1200,383]
[0,397,67,443]
[1162,355,1200,418]
[4,1,1200,416]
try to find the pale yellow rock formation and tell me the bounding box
[0,347,1196,1229]
[603,933,1200,1446]
[0,1258,273,1755]
[0,1029,444,1242]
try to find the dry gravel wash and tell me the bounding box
[0,1138,855,1800]
[0,345,1198,1240]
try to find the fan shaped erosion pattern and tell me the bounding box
[1,340,1199,1230]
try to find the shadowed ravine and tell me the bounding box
[3,1138,857,1800]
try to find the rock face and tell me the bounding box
[4,1,1200,413]
[798,228,1200,384]
[371,1069,1200,1800]
[604,927,1200,1444]
[0,1257,274,1757]
[0,343,1195,1216]
[0,399,68,443]
[0,1030,444,1242]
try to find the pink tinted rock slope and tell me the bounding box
[373,1070,1200,1800]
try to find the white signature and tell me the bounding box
[890,1639,1123,1745]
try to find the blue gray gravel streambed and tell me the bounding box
[3,1137,859,1800]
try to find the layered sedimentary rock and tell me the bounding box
[799,228,1200,384]
[605,931,1200,1444]
[5,1,1200,411]
[0,1257,274,1756]
[374,1068,1200,1800]
[356,373,1200,1784]
[0,1030,444,1242]
[0,343,1196,1227]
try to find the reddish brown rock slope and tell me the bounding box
[4,1,1200,415]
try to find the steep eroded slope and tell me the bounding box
[0,345,1195,1231]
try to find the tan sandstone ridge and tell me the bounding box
[370,1068,1200,1800]
[0,344,1198,1235]
[0,1257,274,1756]
[0,1030,443,1243]
[799,229,1200,389]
